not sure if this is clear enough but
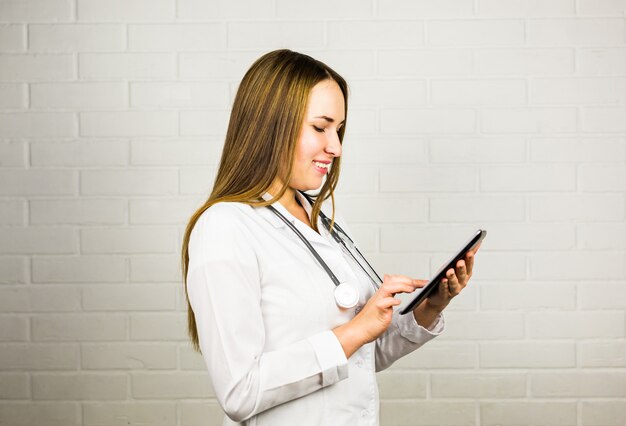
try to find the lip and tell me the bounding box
[312,160,331,175]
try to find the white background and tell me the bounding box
[0,0,625,425]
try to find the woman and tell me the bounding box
[181,49,479,425]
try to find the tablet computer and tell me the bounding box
[399,229,487,315]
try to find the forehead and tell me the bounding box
[306,80,345,120]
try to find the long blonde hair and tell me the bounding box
[181,49,349,351]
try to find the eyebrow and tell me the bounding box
[314,115,345,125]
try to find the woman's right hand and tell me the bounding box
[332,274,418,358]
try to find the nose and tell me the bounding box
[325,131,342,157]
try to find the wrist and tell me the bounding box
[332,320,367,359]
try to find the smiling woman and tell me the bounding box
[180,49,476,426]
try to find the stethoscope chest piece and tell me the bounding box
[334,282,359,309]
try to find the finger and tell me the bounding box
[455,259,468,284]
[411,279,429,289]
[384,274,414,285]
[379,282,415,297]
[446,269,461,296]
[377,296,402,309]
[465,250,475,276]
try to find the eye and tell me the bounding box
[313,125,324,133]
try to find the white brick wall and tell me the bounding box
[0,1,624,425]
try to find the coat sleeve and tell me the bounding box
[186,204,348,422]
[374,309,445,372]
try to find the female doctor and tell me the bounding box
[181,49,479,426]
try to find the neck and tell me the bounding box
[267,182,300,213]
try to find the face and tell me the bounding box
[288,79,345,192]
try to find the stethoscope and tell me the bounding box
[266,191,383,309]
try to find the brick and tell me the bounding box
[481,401,577,426]
[131,82,229,108]
[432,79,527,105]
[427,20,524,46]
[131,372,214,398]
[279,0,371,17]
[381,108,475,134]
[180,50,279,80]
[582,401,626,426]
[83,402,177,426]
[179,109,230,136]
[483,223,575,250]
[430,196,525,222]
[360,253,429,281]
[0,25,25,51]
[0,83,26,108]
[390,341,476,369]
[0,113,76,137]
[0,373,29,399]
[481,108,577,133]
[0,200,25,225]
[471,252,526,280]
[381,166,476,193]
[480,341,576,368]
[80,111,178,137]
[180,401,224,426]
[438,312,525,340]
[331,165,378,194]
[82,343,177,370]
[532,251,625,279]
[0,0,72,22]
[33,373,127,400]
[582,107,626,132]
[527,19,626,46]
[579,282,626,309]
[32,314,127,341]
[528,312,624,339]
[29,24,125,51]
[530,194,625,221]
[481,282,576,310]
[130,313,187,340]
[579,164,626,191]
[83,284,176,311]
[179,166,218,195]
[30,199,125,225]
[31,140,128,166]
[0,54,74,81]
[179,0,274,19]
[32,255,126,283]
[81,228,177,254]
[81,169,178,195]
[579,340,626,367]
[0,285,80,312]
[328,21,424,48]
[0,316,28,341]
[381,401,475,426]
[341,108,378,135]
[0,228,76,254]
[0,141,26,166]
[77,0,174,21]
[377,0,473,17]
[0,343,79,370]
[179,344,206,370]
[530,138,626,162]
[79,53,176,81]
[480,165,576,191]
[379,49,472,76]
[474,48,574,75]
[31,82,127,109]
[130,255,181,283]
[381,224,483,253]
[578,223,626,250]
[229,22,324,48]
[130,198,204,225]
[578,48,626,75]
[0,402,80,426]
[477,0,575,16]
[578,0,626,15]
[432,372,526,398]
[342,137,426,165]
[530,77,626,104]
[531,371,626,397]
[350,79,427,107]
[338,195,427,224]
[377,371,427,398]
[292,49,377,79]
[0,257,27,284]
[129,24,226,51]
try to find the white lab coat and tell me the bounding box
[186,191,444,426]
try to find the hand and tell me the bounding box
[425,242,481,310]
[332,273,418,358]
